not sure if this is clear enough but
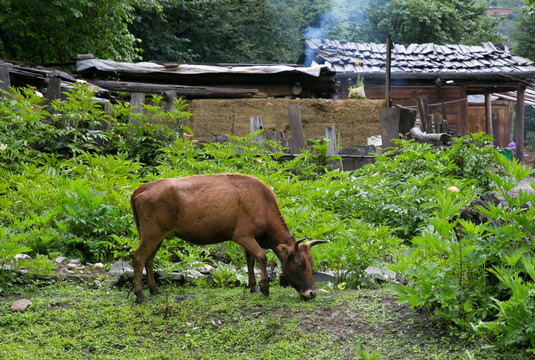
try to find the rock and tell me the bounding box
[168,272,185,281]
[66,263,79,269]
[108,260,136,278]
[55,256,68,264]
[14,254,31,260]
[11,299,32,312]
[364,266,397,282]
[185,270,204,284]
[93,263,104,270]
[69,259,81,264]
[314,270,337,283]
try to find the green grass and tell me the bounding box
[0,279,531,359]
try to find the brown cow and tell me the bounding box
[130,173,326,303]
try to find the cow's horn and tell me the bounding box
[307,240,329,248]
[294,238,307,248]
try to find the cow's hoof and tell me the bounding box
[135,295,149,304]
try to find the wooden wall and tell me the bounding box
[352,83,468,137]
[467,100,514,148]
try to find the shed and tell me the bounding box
[299,39,535,157]
[75,58,338,99]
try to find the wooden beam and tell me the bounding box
[288,104,306,154]
[129,92,146,127]
[324,125,341,170]
[89,79,265,98]
[385,35,392,107]
[485,92,493,141]
[515,86,526,162]
[0,65,11,97]
[250,116,263,144]
[379,107,398,148]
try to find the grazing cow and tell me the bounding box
[130,173,326,303]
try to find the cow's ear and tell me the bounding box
[276,244,291,260]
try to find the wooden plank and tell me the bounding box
[129,92,146,126]
[324,126,341,170]
[250,116,263,144]
[164,90,177,112]
[0,65,11,97]
[515,86,525,161]
[416,97,431,132]
[288,104,306,154]
[379,107,398,148]
[485,93,493,141]
[90,79,265,98]
[433,113,442,133]
[397,105,416,136]
[45,77,62,101]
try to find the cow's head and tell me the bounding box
[277,239,328,300]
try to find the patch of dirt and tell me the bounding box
[185,98,384,147]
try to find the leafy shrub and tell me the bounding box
[391,153,535,348]
[346,134,495,239]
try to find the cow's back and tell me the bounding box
[132,174,277,245]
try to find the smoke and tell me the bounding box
[302,0,368,65]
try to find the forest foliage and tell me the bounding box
[1,0,528,64]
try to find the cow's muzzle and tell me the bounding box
[300,289,317,300]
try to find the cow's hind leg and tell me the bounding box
[146,241,164,295]
[132,230,165,303]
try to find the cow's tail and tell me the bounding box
[130,188,142,237]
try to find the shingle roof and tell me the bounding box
[304,39,535,79]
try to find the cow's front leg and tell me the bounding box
[238,237,269,296]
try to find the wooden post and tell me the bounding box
[129,93,146,126]
[164,90,177,112]
[433,113,442,133]
[385,34,393,108]
[288,104,306,154]
[0,65,11,97]
[46,76,67,128]
[397,105,417,136]
[485,92,493,141]
[515,86,526,162]
[379,107,398,148]
[324,126,341,170]
[45,76,62,101]
[416,98,430,132]
[250,116,263,144]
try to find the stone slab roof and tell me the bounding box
[303,39,535,80]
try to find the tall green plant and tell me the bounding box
[392,151,535,348]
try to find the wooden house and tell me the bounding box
[299,39,535,157]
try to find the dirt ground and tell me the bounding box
[184,98,385,148]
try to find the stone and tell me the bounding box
[11,299,32,312]
[364,266,397,282]
[314,270,336,283]
[55,256,68,264]
[108,260,136,278]
[185,270,204,284]
[14,254,31,260]
[93,263,104,270]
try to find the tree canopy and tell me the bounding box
[0,0,508,64]
[363,0,504,45]
[0,0,140,63]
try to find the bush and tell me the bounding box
[391,153,535,348]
